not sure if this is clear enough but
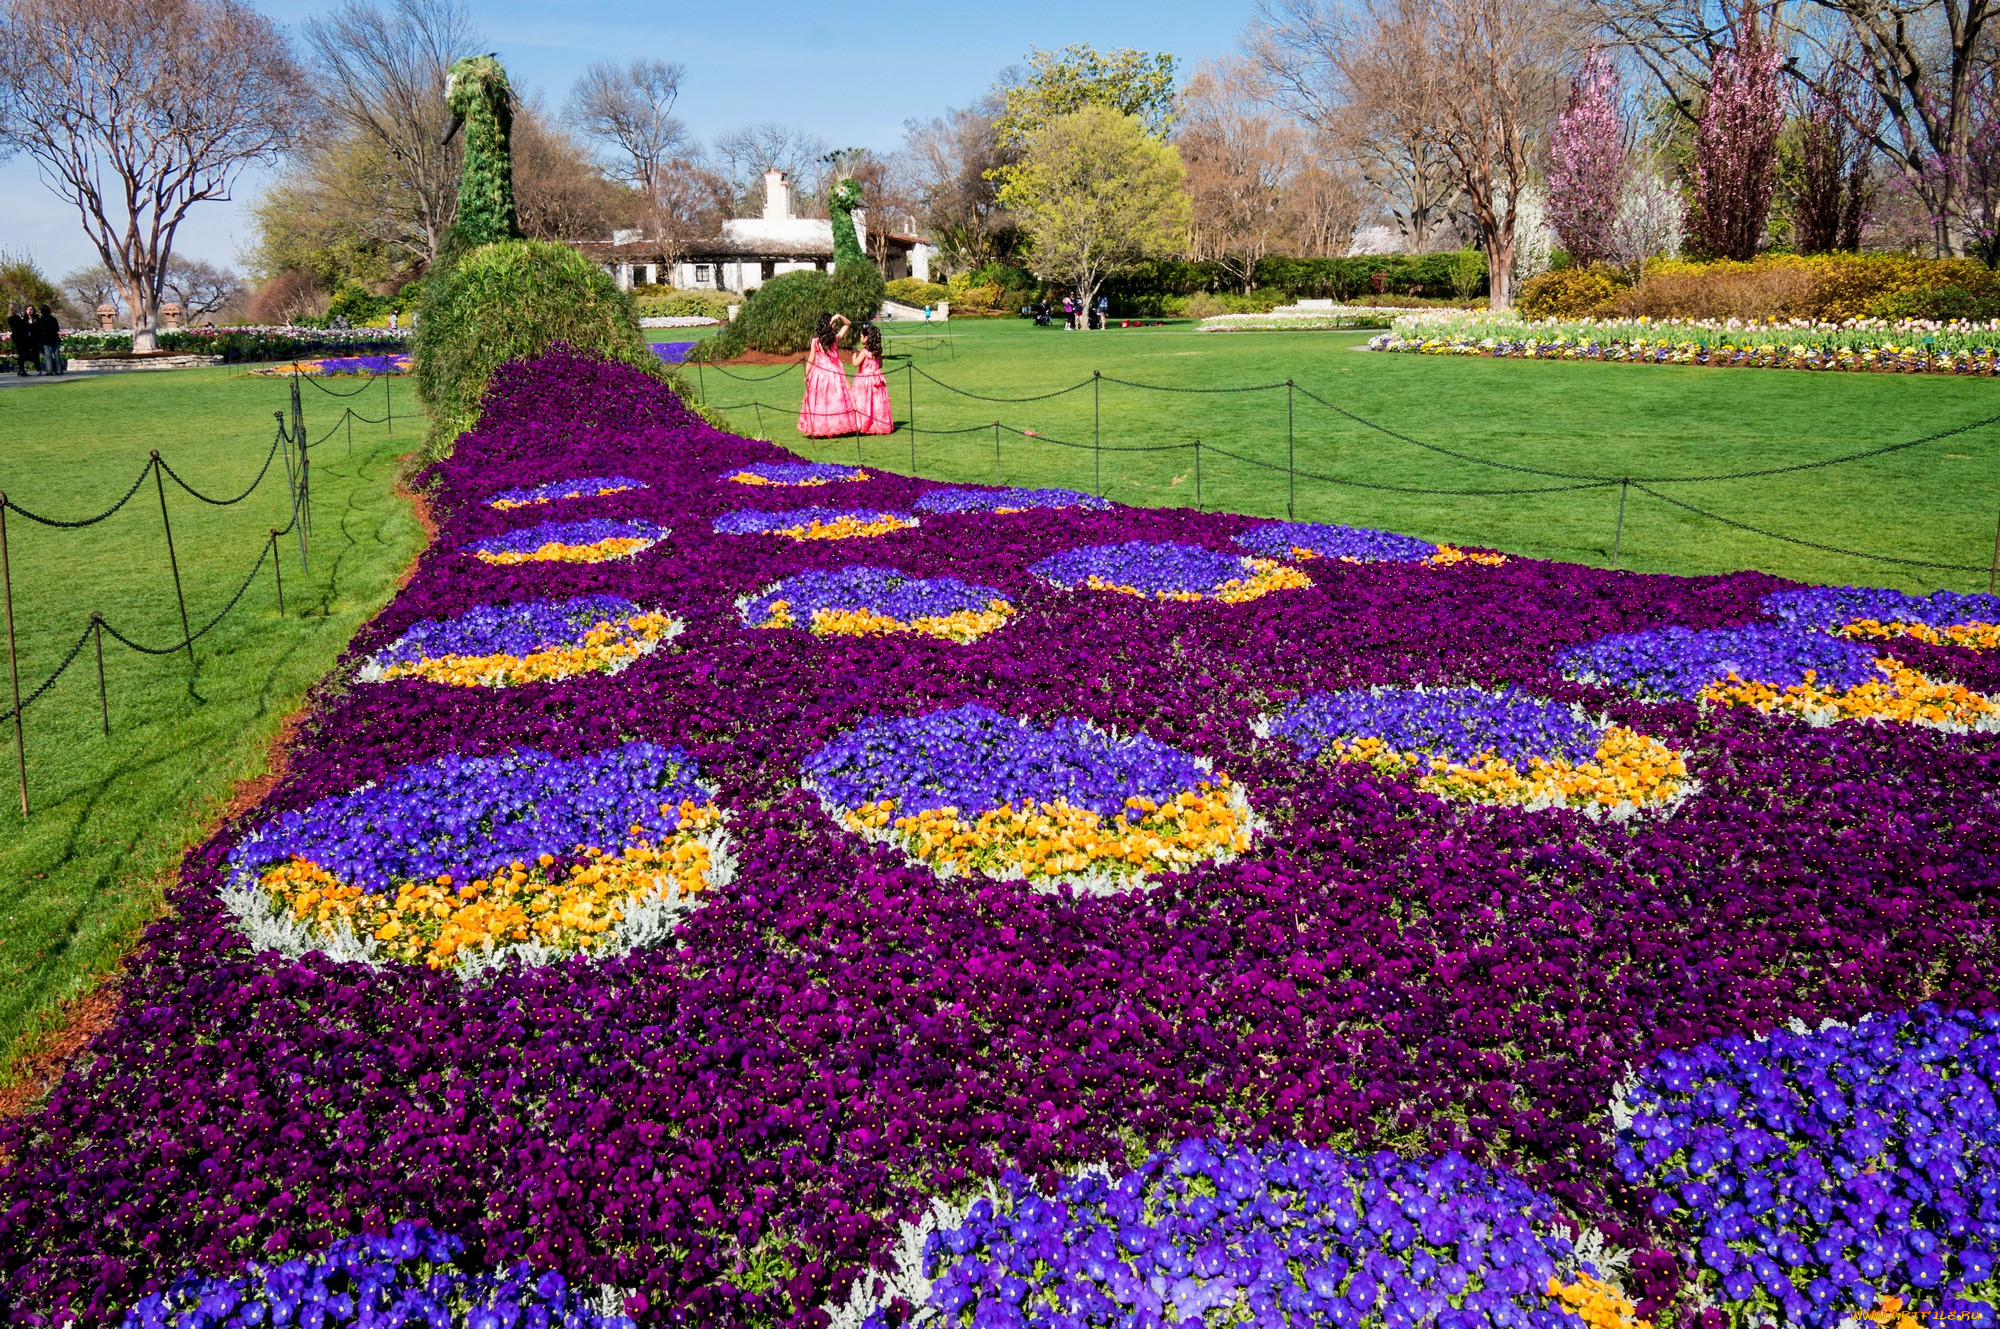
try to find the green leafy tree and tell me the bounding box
[994,44,1180,149]
[1001,105,1190,328]
[0,251,60,311]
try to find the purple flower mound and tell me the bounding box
[1558,624,1881,698]
[856,1141,1589,1329]
[487,476,648,507]
[1269,686,1604,766]
[737,568,1003,627]
[729,461,869,485]
[1234,520,1438,564]
[1764,585,2000,631]
[227,743,712,895]
[913,487,1111,514]
[802,703,1212,819]
[1031,541,1261,597]
[462,519,666,558]
[1614,1005,2000,1328]
[123,1221,635,1329]
[712,506,906,535]
[367,595,645,669]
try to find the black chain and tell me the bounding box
[700,360,804,383]
[1631,483,1990,572]
[1201,441,1622,497]
[1094,373,1290,394]
[298,370,394,398]
[3,460,156,528]
[911,366,1092,403]
[0,623,94,724]
[157,434,284,506]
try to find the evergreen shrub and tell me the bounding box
[885,278,950,307]
[634,289,737,319]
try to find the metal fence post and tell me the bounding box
[1286,380,1296,520]
[385,372,394,439]
[994,421,1002,485]
[1612,478,1631,565]
[92,613,108,736]
[695,359,705,403]
[270,529,285,616]
[1194,440,1203,513]
[151,454,198,689]
[346,407,354,457]
[0,497,25,816]
[907,363,917,472]
[1093,371,1102,497]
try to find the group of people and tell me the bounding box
[1029,294,1110,329]
[798,313,894,439]
[6,304,65,376]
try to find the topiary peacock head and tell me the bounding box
[827,177,867,269]
[442,54,520,251]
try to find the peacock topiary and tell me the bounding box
[696,176,886,361]
[414,53,673,457]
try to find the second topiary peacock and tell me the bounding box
[695,177,886,361]
[413,53,668,457]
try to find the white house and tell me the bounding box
[581,170,932,294]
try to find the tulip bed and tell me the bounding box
[7,348,2000,1329]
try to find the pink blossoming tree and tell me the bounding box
[1692,2,1784,261]
[1546,46,1627,266]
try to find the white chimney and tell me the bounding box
[762,169,791,221]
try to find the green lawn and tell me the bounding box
[668,318,2000,593]
[0,369,423,1083]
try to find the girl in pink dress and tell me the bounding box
[797,313,853,438]
[848,323,894,435]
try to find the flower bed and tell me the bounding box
[464,518,669,565]
[356,595,680,687]
[1368,310,2000,375]
[802,703,1255,892]
[713,506,918,541]
[738,567,1014,643]
[913,486,1111,515]
[1263,685,1691,818]
[489,475,649,509]
[221,743,732,975]
[1764,585,2000,650]
[726,461,871,487]
[1031,540,1314,602]
[251,352,412,377]
[1235,519,1508,568]
[9,348,2000,1329]
[1560,624,2000,730]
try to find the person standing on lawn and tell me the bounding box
[847,322,893,435]
[34,305,61,374]
[8,304,34,374]
[797,312,854,438]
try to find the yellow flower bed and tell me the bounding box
[256,802,724,969]
[371,611,678,687]
[1327,725,1690,815]
[1084,558,1314,603]
[1426,545,1510,568]
[1545,1275,1651,1329]
[471,536,658,565]
[770,514,920,541]
[1840,617,2000,651]
[837,782,1254,887]
[1699,658,2000,730]
[754,600,1016,645]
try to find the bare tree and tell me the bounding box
[1248,0,1466,250]
[1178,60,1299,289]
[161,257,244,319]
[303,0,480,273]
[0,0,306,350]
[567,59,689,203]
[897,99,1018,271]
[1280,150,1369,254]
[514,98,637,243]
[59,263,121,320]
[1429,0,1584,306]
[711,122,831,215]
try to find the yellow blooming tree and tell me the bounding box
[1001,104,1190,329]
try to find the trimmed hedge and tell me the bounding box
[695,262,886,359]
[885,278,950,307]
[413,238,662,456]
[1518,254,2000,322]
[634,288,737,320]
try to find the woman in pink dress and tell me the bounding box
[848,322,894,435]
[797,312,853,438]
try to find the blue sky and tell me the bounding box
[0,0,1248,281]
